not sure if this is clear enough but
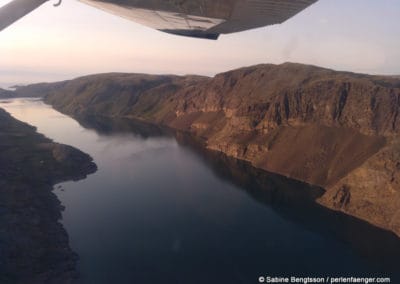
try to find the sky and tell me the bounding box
[0,0,399,86]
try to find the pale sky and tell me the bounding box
[0,0,399,86]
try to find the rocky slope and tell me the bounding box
[20,63,400,237]
[0,108,97,283]
[0,88,13,98]
[0,83,65,99]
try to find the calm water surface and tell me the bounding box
[1,98,400,284]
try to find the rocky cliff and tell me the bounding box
[0,108,97,283]
[24,63,400,237]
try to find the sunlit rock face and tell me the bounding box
[17,62,400,237]
[78,0,317,39]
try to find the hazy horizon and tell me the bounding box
[3,60,400,90]
[1,0,400,87]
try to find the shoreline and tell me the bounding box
[4,62,400,237]
[0,108,97,283]
[60,112,400,275]
[73,112,400,242]
[2,99,400,281]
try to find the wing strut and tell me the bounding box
[0,0,49,32]
[53,0,62,7]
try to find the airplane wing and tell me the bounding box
[0,0,48,32]
[0,0,318,39]
[78,0,318,39]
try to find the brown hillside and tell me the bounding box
[26,63,400,236]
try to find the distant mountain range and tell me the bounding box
[5,62,400,237]
[0,87,13,98]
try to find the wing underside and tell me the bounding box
[0,0,317,39]
[78,0,318,39]
[0,0,48,32]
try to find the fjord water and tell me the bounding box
[1,98,400,284]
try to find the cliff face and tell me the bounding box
[38,63,400,236]
[0,108,97,283]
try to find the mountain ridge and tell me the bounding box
[8,62,400,237]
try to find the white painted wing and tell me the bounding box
[78,0,318,39]
[0,0,317,39]
[0,0,48,32]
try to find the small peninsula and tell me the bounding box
[0,108,97,283]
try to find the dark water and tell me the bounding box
[1,99,400,284]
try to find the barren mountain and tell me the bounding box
[19,62,400,237]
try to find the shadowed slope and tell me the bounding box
[17,62,400,236]
[0,108,97,283]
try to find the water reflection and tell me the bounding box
[3,99,400,283]
[75,114,171,139]
[73,114,400,277]
[185,143,400,275]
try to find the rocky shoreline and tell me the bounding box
[62,113,400,275]
[0,108,97,283]
[7,62,400,237]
